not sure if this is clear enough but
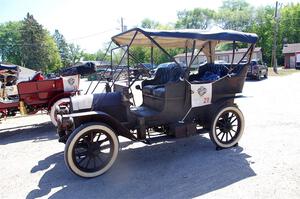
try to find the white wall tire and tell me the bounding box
[50,98,70,127]
[209,106,245,148]
[64,123,119,178]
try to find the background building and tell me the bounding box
[282,43,300,69]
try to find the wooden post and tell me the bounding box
[271,1,279,73]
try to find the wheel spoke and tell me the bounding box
[83,136,91,146]
[220,132,225,141]
[97,137,109,146]
[95,132,101,142]
[217,119,225,126]
[95,154,105,164]
[77,156,88,165]
[76,142,88,149]
[231,128,237,133]
[75,150,88,157]
[90,132,95,142]
[226,132,228,142]
[99,152,111,161]
[100,144,111,151]
[217,131,223,136]
[93,156,96,168]
[230,117,237,124]
[85,157,91,169]
[223,113,230,121]
[227,113,235,122]
[228,131,233,139]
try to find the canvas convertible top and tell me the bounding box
[112,28,258,48]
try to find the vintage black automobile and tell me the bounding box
[56,28,258,178]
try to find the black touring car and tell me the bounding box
[55,28,258,178]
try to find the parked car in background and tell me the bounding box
[247,59,268,80]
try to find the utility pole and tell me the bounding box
[121,17,124,32]
[271,1,279,73]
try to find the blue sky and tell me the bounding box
[0,0,298,52]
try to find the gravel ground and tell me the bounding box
[0,73,300,199]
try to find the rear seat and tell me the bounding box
[189,63,230,82]
[142,63,184,98]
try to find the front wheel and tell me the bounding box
[209,106,245,148]
[64,123,119,178]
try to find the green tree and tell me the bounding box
[82,52,97,61]
[249,6,275,64]
[95,49,107,61]
[175,8,215,29]
[279,3,300,64]
[141,18,159,29]
[45,33,62,72]
[20,13,49,70]
[68,43,84,65]
[0,21,23,64]
[216,0,254,31]
[53,29,71,67]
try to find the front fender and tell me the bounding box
[62,111,137,141]
[47,91,74,110]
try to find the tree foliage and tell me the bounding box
[279,3,300,46]
[68,43,84,65]
[141,18,160,29]
[44,33,62,72]
[53,29,71,67]
[20,13,61,71]
[176,8,215,29]
[0,13,61,71]
[249,6,275,64]
[216,0,254,31]
[1,2,300,68]
[0,21,23,64]
[174,1,300,65]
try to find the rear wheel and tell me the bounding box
[50,98,70,127]
[256,72,261,80]
[64,123,119,178]
[209,106,244,148]
[264,71,268,78]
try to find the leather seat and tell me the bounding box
[152,87,166,97]
[189,63,230,82]
[143,85,160,95]
[142,62,184,97]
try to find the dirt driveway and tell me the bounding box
[0,73,300,199]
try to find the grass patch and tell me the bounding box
[268,68,300,76]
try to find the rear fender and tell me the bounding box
[207,95,246,122]
[64,111,137,141]
[214,95,246,108]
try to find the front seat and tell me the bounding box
[142,62,183,97]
